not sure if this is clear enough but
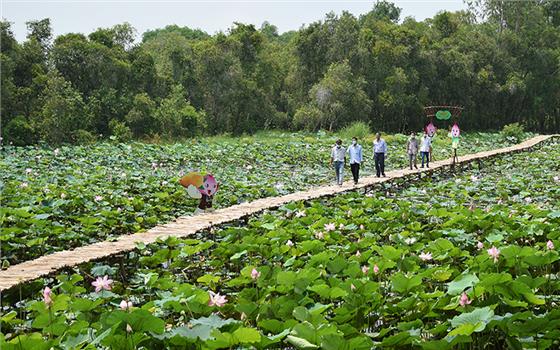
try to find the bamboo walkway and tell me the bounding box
[0,134,557,292]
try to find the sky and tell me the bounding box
[2,0,467,42]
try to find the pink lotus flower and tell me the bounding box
[419,252,432,261]
[315,231,324,239]
[373,264,380,274]
[94,195,103,202]
[43,287,52,306]
[251,268,261,280]
[362,265,369,275]
[324,223,336,232]
[92,275,113,292]
[487,246,500,263]
[286,240,294,247]
[355,250,361,257]
[477,241,484,250]
[208,291,227,307]
[459,292,472,307]
[546,240,554,250]
[524,197,532,203]
[359,224,365,230]
[119,300,133,311]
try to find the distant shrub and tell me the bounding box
[501,123,525,143]
[125,93,156,137]
[267,111,291,130]
[109,120,133,142]
[72,129,96,144]
[3,116,36,146]
[340,121,371,140]
[384,133,408,143]
[35,71,90,144]
[293,105,322,131]
[147,133,163,144]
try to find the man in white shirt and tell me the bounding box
[347,137,363,185]
[420,131,432,168]
[330,139,346,185]
[373,132,387,177]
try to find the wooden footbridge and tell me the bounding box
[0,135,557,292]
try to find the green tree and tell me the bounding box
[0,21,19,123]
[87,87,132,135]
[362,0,402,24]
[3,116,36,145]
[154,85,205,137]
[125,93,156,137]
[260,21,279,40]
[25,18,52,53]
[51,32,130,97]
[142,25,209,43]
[297,60,371,131]
[34,71,89,143]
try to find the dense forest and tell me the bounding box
[1,0,559,145]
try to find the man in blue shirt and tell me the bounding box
[373,132,387,177]
[347,137,363,185]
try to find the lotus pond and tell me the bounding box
[1,138,558,349]
[0,131,526,265]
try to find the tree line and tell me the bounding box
[1,0,559,145]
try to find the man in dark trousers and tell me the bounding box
[373,132,387,177]
[347,137,363,185]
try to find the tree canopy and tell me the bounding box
[1,0,559,145]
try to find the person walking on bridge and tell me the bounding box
[420,131,432,168]
[407,132,419,170]
[373,132,387,177]
[347,137,363,185]
[330,139,346,185]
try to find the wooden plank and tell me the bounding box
[0,135,557,292]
